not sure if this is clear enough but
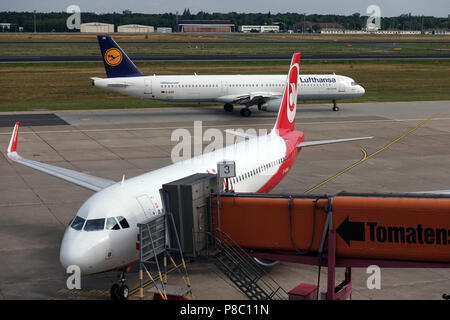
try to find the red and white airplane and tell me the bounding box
[6,53,372,299]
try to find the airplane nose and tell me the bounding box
[60,227,110,274]
[359,85,365,95]
[60,228,92,272]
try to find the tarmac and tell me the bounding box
[0,100,449,300]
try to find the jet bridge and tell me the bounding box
[152,172,450,300]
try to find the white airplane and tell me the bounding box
[6,53,373,300]
[92,36,365,116]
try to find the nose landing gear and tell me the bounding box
[332,100,339,112]
[111,265,131,300]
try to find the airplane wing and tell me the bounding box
[411,190,450,195]
[6,122,116,192]
[298,136,373,148]
[217,92,281,105]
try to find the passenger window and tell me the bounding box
[70,216,85,231]
[84,218,105,232]
[106,217,121,230]
[117,216,130,229]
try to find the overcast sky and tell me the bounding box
[1,0,449,17]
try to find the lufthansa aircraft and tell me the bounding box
[92,36,365,116]
[7,53,372,299]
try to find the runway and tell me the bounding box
[1,53,449,63]
[0,100,449,299]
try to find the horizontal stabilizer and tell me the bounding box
[107,83,129,88]
[298,136,373,148]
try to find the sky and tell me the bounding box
[1,0,449,17]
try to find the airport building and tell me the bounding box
[321,29,423,35]
[0,23,12,32]
[80,22,114,33]
[239,25,280,33]
[178,20,234,32]
[117,24,154,33]
[423,29,450,35]
[293,21,344,33]
[157,27,172,33]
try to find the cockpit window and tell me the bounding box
[83,218,105,232]
[351,81,357,86]
[106,217,121,230]
[70,216,85,231]
[117,216,130,229]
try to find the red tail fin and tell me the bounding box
[272,53,300,136]
[7,122,19,153]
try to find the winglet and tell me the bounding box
[7,122,19,154]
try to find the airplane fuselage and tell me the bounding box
[60,131,303,274]
[93,74,365,106]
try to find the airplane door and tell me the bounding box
[144,79,152,94]
[136,195,158,219]
[221,81,228,95]
[338,82,345,92]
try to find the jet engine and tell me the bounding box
[260,99,282,112]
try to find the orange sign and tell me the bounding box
[104,48,122,66]
[212,195,450,263]
[333,196,450,263]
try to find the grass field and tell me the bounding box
[1,42,448,57]
[0,59,449,112]
[0,32,449,57]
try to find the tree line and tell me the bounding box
[0,11,448,32]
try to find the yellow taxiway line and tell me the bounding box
[304,113,440,194]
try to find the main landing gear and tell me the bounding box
[223,103,252,117]
[110,265,131,300]
[224,103,234,112]
[332,100,340,112]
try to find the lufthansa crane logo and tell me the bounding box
[286,64,298,123]
[104,48,122,67]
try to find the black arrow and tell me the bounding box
[336,216,365,246]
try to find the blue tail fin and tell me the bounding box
[97,35,146,78]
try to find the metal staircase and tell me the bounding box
[137,213,192,300]
[211,229,288,300]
